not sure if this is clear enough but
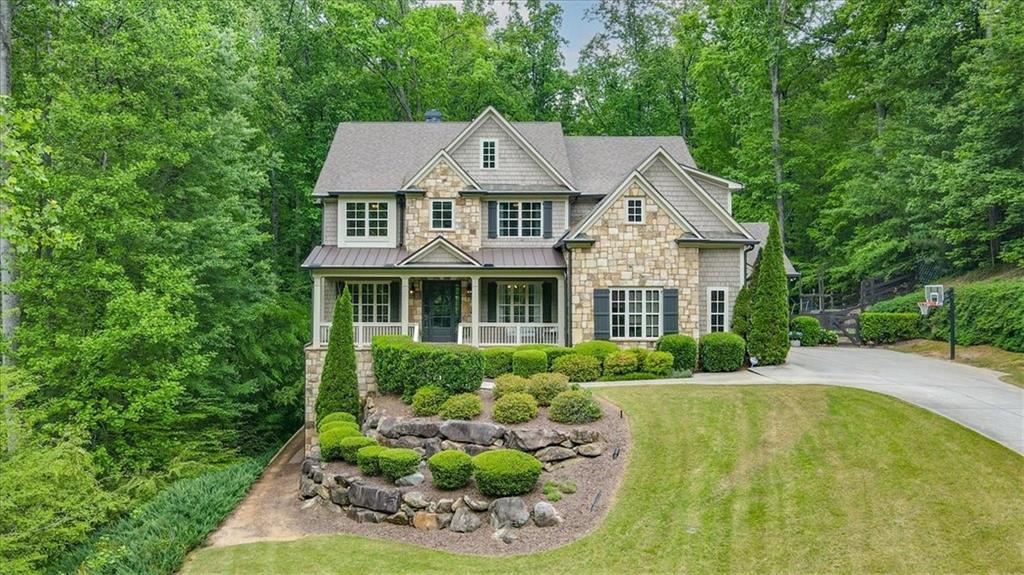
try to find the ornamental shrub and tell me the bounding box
[318,411,357,430]
[791,316,822,346]
[597,372,662,382]
[656,334,697,371]
[411,385,449,417]
[316,286,361,423]
[552,354,601,382]
[512,349,548,377]
[428,450,474,490]
[603,351,638,376]
[543,346,575,369]
[747,219,790,365]
[378,448,421,481]
[472,450,543,497]
[492,392,539,424]
[399,344,485,401]
[493,374,530,399]
[820,329,839,345]
[572,340,619,362]
[482,347,515,378]
[339,436,378,464]
[370,334,414,394]
[860,313,922,344]
[642,351,674,376]
[699,332,746,372]
[548,389,602,424]
[320,425,363,460]
[356,445,386,475]
[626,347,650,366]
[438,393,482,420]
[319,421,360,437]
[527,372,570,406]
[732,271,757,339]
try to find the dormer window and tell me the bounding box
[481,139,497,169]
[626,197,645,223]
[340,199,395,247]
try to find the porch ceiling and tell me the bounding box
[302,245,565,270]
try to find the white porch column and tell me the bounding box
[400,276,410,336]
[556,274,566,346]
[312,275,324,347]
[471,275,480,346]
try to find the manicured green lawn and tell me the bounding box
[184,386,1024,574]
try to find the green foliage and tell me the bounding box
[471,450,543,497]
[320,426,363,461]
[492,392,539,424]
[482,347,515,379]
[699,333,746,373]
[548,389,603,424]
[603,351,639,376]
[791,316,822,347]
[527,373,570,406]
[356,445,386,476]
[317,287,361,422]
[552,354,602,382]
[860,313,922,344]
[339,436,378,464]
[731,280,756,340]
[572,341,620,363]
[543,347,575,369]
[747,220,790,366]
[377,448,421,481]
[543,479,577,502]
[411,385,449,417]
[493,374,531,400]
[598,372,663,382]
[318,412,357,429]
[427,450,473,490]
[372,341,483,402]
[656,334,698,371]
[642,351,675,376]
[370,335,415,394]
[820,330,840,345]
[512,349,548,378]
[319,421,360,436]
[438,393,482,421]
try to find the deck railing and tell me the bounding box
[319,323,418,348]
[459,323,561,346]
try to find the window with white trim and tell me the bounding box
[345,201,389,237]
[431,200,453,230]
[338,282,390,323]
[481,139,497,169]
[498,201,542,237]
[610,288,661,339]
[626,197,644,223]
[709,288,727,332]
[498,282,542,323]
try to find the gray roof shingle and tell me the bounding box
[563,136,696,196]
[741,222,799,277]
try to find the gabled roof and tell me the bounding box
[397,236,481,267]
[741,222,800,278]
[401,150,480,191]
[563,136,696,196]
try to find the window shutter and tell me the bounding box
[663,288,679,335]
[542,281,554,323]
[390,280,401,322]
[487,281,497,322]
[487,202,498,238]
[542,201,553,238]
[593,289,610,340]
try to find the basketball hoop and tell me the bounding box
[917,300,938,316]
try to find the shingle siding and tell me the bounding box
[322,199,337,246]
[480,199,567,247]
[451,117,559,187]
[698,248,744,335]
[570,197,600,226]
[642,157,732,235]
[692,175,731,214]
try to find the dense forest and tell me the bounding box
[0,0,1020,571]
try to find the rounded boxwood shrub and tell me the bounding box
[493,374,531,400]
[626,347,650,366]
[482,347,515,378]
[378,448,421,481]
[543,346,575,369]
[548,389,602,424]
[319,426,363,460]
[472,449,543,497]
[512,349,548,378]
[339,435,378,463]
[527,372,569,406]
[492,392,539,424]
[791,316,822,347]
[656,334,697,371]
[356,445,386,475]
[699,332,746,372]
[552,353,601,382]
[572,340,619,361]
[603,351,638,376]
[427,450,473,490]
[411,385,449,417]
[820,329,839,345]
[642,351,674,376]
[319,420,360,436]
[438,393,482,420]
[318,411,357,429]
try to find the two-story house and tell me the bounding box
[302,107,796,398]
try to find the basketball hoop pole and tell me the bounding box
[948,288,956,360]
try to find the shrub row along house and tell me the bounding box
[302,107,797,398]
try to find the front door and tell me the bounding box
[422,280,460,342]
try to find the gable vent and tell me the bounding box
[425,109,443,123]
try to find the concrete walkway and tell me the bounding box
[584,346,1023,454]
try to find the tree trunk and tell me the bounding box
[0,0,17,454]
[770,58,784,237]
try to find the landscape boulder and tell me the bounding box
[533,501,562,527]
[534,446,575,462]
[576,442,604,457]
[489,497,530,529]
[439,420,505,445]
[449,506,482,533]
[347,484,402,514]
[504,428,568,451]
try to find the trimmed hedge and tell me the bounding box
[860,312,921,344]
[411,385,449,417]
[427,450,474,490]
[699,332,746,372]
[319,420,359,436]
[339,436,378,464]
[438,393,482,420]
[543,347,575,369]
[552,354,601,382]
[598,371,663,382]
[370,337,484,401]
[642,351,674,376]
[378,448,421,481]
[356,445,386,475]
[656,334,697,371]
[603,351,638,376]
[320,426,363,460]
[493,374,531,399]
[572,340,619,362]
[370,334,414,394]
[791,316,822,346]
[512,349,548,377]
[472,450,543,497]
[482,347,515,378]
[492,392,539,424]
[549,389,602,424]
[318,411,357,429]
[527,373,570,406]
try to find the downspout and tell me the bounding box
[564,248,572,347]
[742,243,755,286]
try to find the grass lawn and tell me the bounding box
[888,339,1024,388]
[184,385,1024,574]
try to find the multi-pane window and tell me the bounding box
[498,283,541,323]
[611,288,661,339]
[709,288,727,332]
[431,200,453,230]
[341,283,390,323]
[498,201,542,237]
[481,139,497,169]
[345,201,389,237]
[626,198,644,223]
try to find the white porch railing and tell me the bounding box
[319,323,419,349]
[459,323,561,346]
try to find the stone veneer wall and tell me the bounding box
[569,183,700,346]
[404,160,481,253]
[304,347,377,455]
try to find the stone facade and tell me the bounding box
[569,183,701,346]
[405,160,481,252]
[304,347,376,455]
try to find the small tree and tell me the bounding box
[747,218,790,365]
[731,253,759,339]
[316,286,361,422]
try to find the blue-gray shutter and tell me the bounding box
[542,281,554,322]
[487,202,498,238]
[593,289,610,340]
[486,281,497,321]
[662,288,679,335]
[542,201,553,238]
[390,280,401,322]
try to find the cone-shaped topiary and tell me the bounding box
[316,286,361,423]
[747,219,790,365]
[731,256,758,339]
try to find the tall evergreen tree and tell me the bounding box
[731,254,759,339]
[316,286,360,422]
[747,219,790,365]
